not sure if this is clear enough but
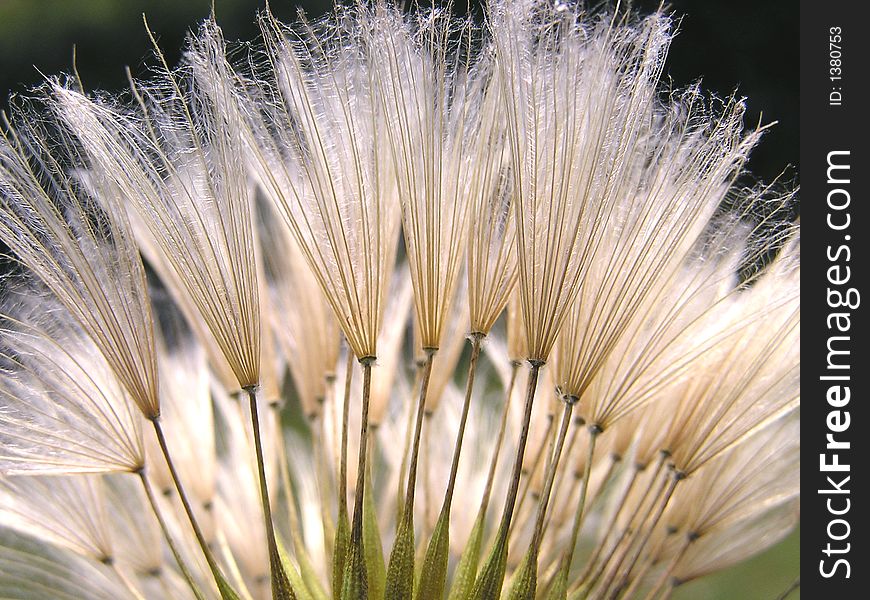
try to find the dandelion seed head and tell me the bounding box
[0,1,799,598]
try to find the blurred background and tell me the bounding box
[0,1,798,598]
[0,0,798,184]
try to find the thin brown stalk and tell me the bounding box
[531,402,575,549]
[399,350,436,521]
[137,469,206,600]
[500,362,543,539]
[540,416,587,545]
[441,332,484,512]
[151,419,237,596]
[598,472,680,600]
[350,361,375,536]
[774,577,801,600]
[246,387,295,600]
[343,359,375,596]
[333,351,354,597]
[479,361,520,514]
[576,463,642,586]
[581,453,667,595]
[397,360,425,524]
[340,350,354,514]
[422,411,435,543]
[546,427,600,600]
[511,411,555,540]
[469,361,542,599]
[638,535,692,600]
[516,399,575,596]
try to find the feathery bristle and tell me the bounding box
[664,237,799,476]
[0,299,144,475]
[553,89,763,405]
[53,21,262,390]
[491,0,673,363]
[465,63,517,336]
[0,535,131,600]
[369,4,475,351]
[0,104,159,418]
[246,7,403,362]
[0,475,113,561]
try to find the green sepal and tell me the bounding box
[276,533,328,600]
[296,546,329,600]
[333,503,351,599]
[341,533,369,600]
[362,475,386,600]
[269,543,297,600]
[384,512,415,599]
[469,528,508,600]
[416,506,451,600]
[544,559,570,600]
[274,537,311,600]
[446,509,485,600]
[505,548,537,600]
[215,572,243,600]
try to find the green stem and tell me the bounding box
[385,350,435,599]
[334,352,354,598]
[509,400,575,600]
[247,387,296,600]
[469,361,542,599]
[138,470,207,600]
[341,359,374,599]
[151,419,240,600]
[417,333,484,600]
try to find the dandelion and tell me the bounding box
[0,1,799,600]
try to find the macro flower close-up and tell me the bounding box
[0,1,798,599]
